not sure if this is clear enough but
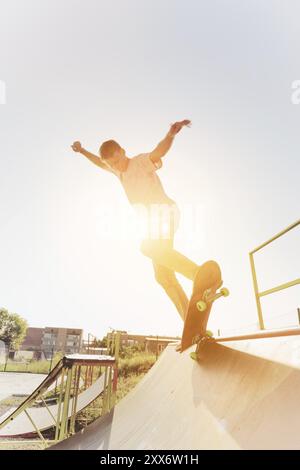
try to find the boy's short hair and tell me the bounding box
[99,140,121,159]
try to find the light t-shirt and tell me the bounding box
[110,153,176,207]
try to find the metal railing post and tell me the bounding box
[101,366,109,416]
[58,366,73,441]
[55,367,66,441]
[249,252,265,330]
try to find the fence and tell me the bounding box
[249,219,300,329]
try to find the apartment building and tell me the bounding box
[20,326,83,356]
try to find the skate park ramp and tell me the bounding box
[51,335,300,450]
[0,374,105,437]
[0,355,112,437]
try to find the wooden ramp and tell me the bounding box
[51,335,300,450]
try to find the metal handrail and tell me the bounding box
[249,219,300,329]
[216,327,300,343]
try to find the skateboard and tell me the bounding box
[179,260,229,358]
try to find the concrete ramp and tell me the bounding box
[51,336,300,450]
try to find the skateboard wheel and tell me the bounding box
[190,352,198,361]
[206,330,214,337]
[220,287,230,297]
[196,300,207,312]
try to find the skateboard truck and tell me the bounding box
[196,287,230,312]
[190,330,215,361]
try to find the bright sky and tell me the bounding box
[0,0,299,341]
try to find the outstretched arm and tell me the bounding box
[71,141,110,171]
[149,119,191,164]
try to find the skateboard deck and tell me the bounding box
[179,260,229,353]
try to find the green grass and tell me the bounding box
[0,353,63,374]
[0,351,157,376]
[118,352,156,377]
[0,361,50,374]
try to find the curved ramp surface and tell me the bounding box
[0,374,106,436]
[0,354,114,437]
[51,337,300,450]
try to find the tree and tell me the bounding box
[0,308,28,350]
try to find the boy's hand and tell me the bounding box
[168,119,191,137]
[71,141,83,152]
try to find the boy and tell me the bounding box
[71,120,202,321]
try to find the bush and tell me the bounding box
[119,344,145,359]
[118,352,156,377]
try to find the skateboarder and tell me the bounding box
[71,120,202,321]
